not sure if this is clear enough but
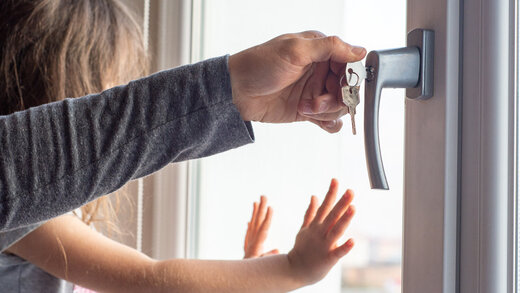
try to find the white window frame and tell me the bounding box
[406,0,517,292]
[147,0,205,261]
[146,0,193,260]
[458,0,517,292]
[403,0,460,292]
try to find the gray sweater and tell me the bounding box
[0,55,254,232]
[0,55,254,293]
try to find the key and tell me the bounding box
[342,85,360,134]
[341,61,365,135]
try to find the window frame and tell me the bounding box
[402,0,461,292]
[405,0,518,292]
[145,0,193,260]
[458,0,517,292]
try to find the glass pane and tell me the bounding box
[193,1,405,292]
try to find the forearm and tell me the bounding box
[50,253,301,293]
[70,253,300,293]
[6,215,302,293]
[147,255,302,293]
[8,225,301,293]
[0,56,254,231]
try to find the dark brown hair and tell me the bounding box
[0,0,149,229]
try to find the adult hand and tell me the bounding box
[228,31,366,133]
[244,196,279,259]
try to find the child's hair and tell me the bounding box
[0,0,149,230]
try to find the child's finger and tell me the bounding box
[255,196,268,231]
[314,178,339,223]
[244,222,251,250]
[250,217,272,255]
[259,206,273,233]
[332,238,355,259]
[255,207,273,245]
[322,189,354,230]
[302,196,319,228]
[250,201,259,233]
[327,205,355,243]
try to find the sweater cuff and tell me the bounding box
[224,55,255,143]
[207,55,255,145]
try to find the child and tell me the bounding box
[0,0,357,292]
[3,180,355,292]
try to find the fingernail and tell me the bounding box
[322,120,337,128]
[351,46,365,56]
[318,102,328,113]
[301,102,313,114]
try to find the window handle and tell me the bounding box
[364,29,434,189]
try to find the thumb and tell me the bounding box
[301,36,366,64]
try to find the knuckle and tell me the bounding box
[304,30,326,38]
[329,224,338,234]
[280,38,306,65]
[277,33,293,39]
[329,227,341,238]
[327,35,341,48]
[287,38,302,52]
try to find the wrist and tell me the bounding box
[286,250,314,287]
[228,53,247,121]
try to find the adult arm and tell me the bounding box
[6,179,356,293]
[0,31,365,231]
[0,56,253,231]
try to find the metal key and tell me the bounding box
[341,61,365,135]
[342,85,360,134]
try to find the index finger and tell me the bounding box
[314,178,340,223]
[331,61,347,77]
[293,30,327,39]
[302,36,366,64]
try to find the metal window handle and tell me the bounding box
[364,29,434,190]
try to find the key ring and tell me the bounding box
[347,68,360,86]
[339,74,347,87]
[339,68,360,87]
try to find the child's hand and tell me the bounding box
[244,196,279,259]
[288,179,355,285]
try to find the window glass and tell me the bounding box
[194,1,405,292]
